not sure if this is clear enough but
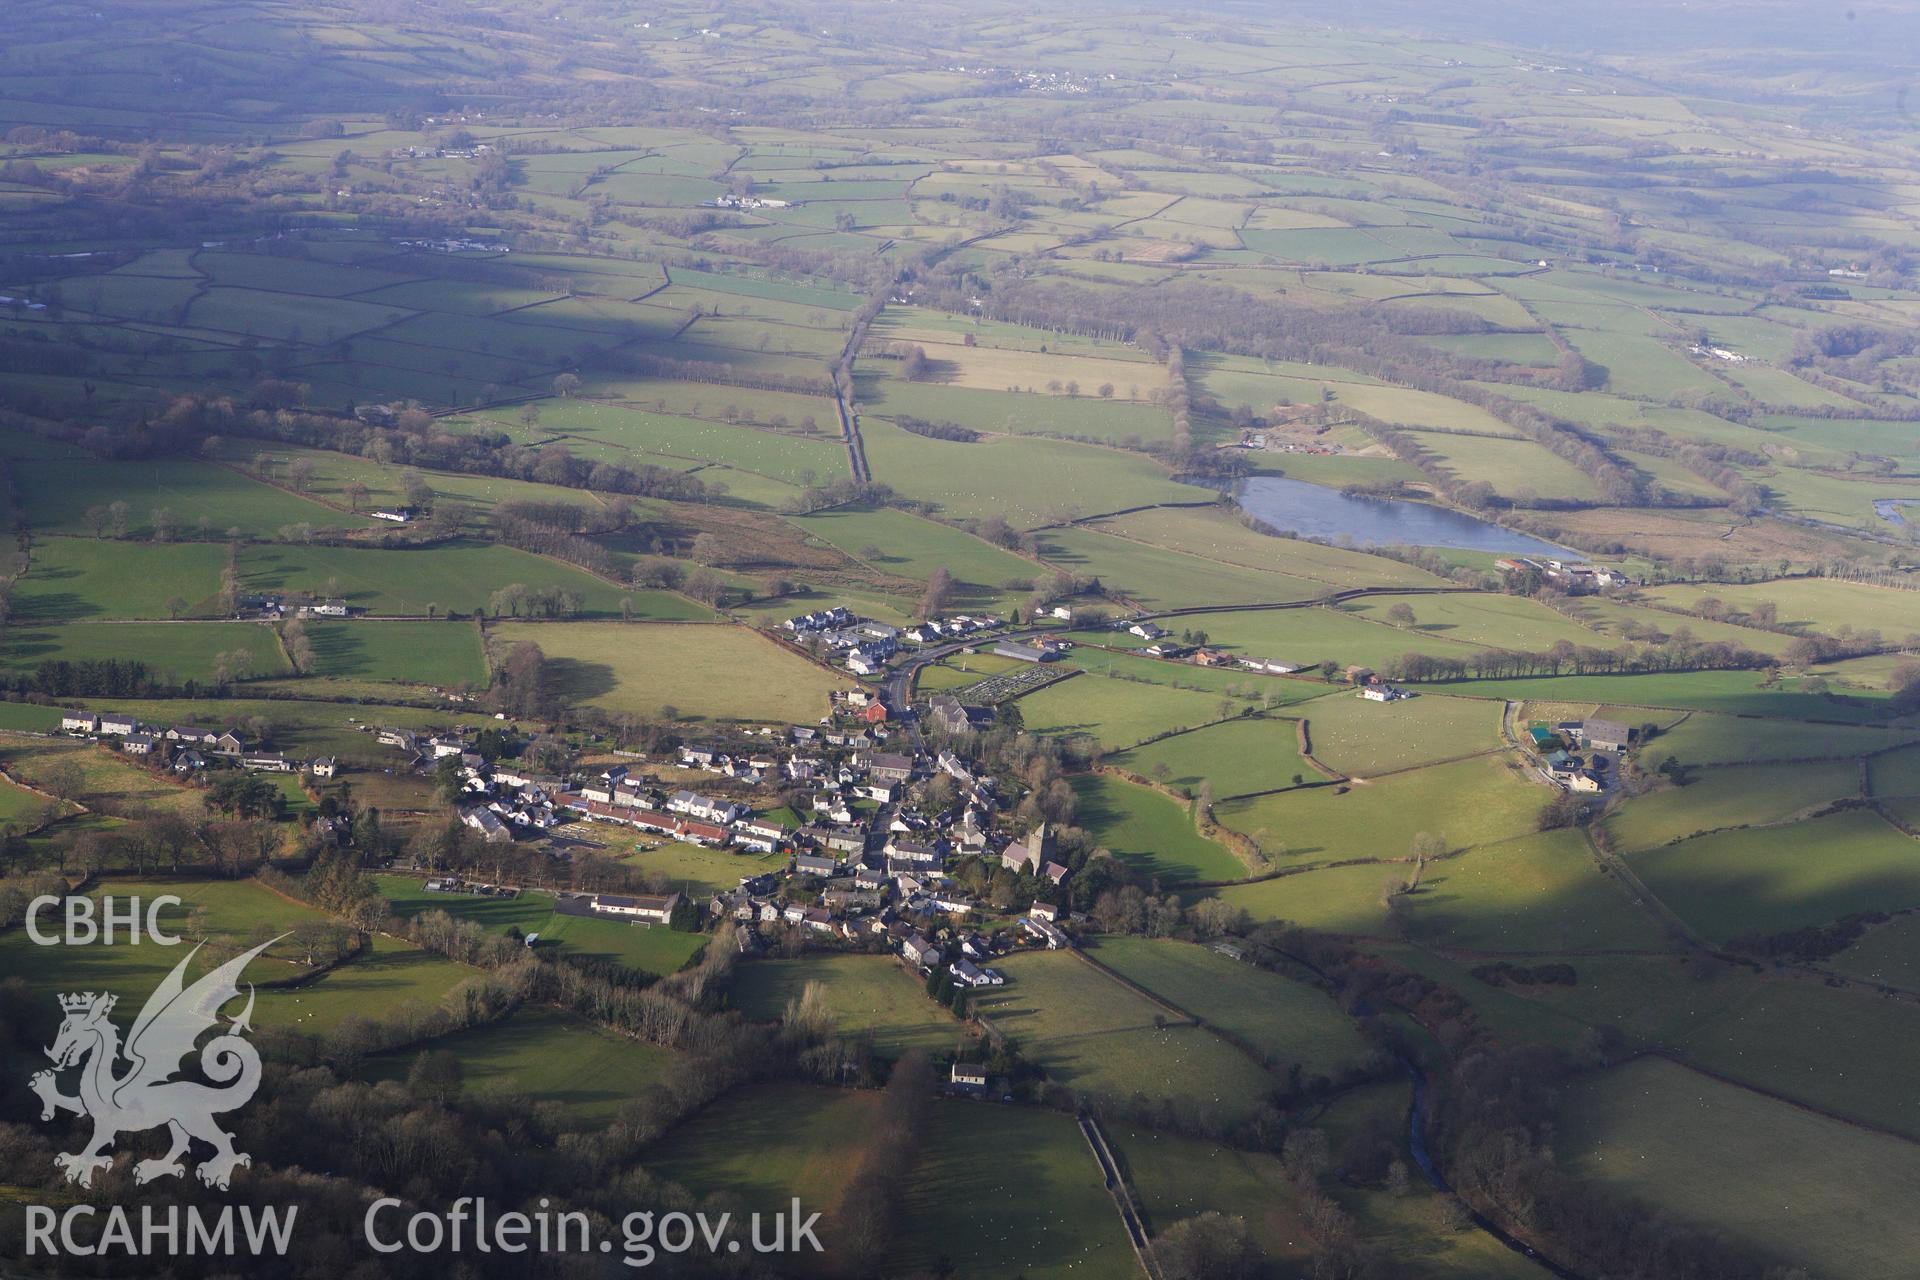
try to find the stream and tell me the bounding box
[1400,1055,1593,1280]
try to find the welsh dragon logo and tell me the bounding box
[30,937,281,1190]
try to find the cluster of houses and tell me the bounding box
[58,712,321,777]
[711,193,795,210]
[1494,558,1633,593]
[785,604,1012,677]
[1527,718,1630,792]
[233,593,356,619]
[528,722,1082,972]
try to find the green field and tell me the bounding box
[14,538,228,622]
[1604,761,1860,850]
[1018,671,1240,750]
[377,876,708,976]
[13,459,377,539]
[1089,936,1373,1079]
[491,621,846,722]
[1069,772,1249,883]
[1411,831,1670,953]
[365,1006,679,1125]
[731,954,966,1055]
[1111,715,1321,798]
[1628,810,1920,945]
[897,1103,1138,1280]
[1559,1057,1920,1280]
[973,949,1277,1120]
[1302,692,1504,776]
[1215,755,1541,867]
[645,1081,884,1233]
[1,620,292,684]
[304,620,488,685]
[1038,524,1325,611]
[240,541,699,619]
[789,504,1037,602]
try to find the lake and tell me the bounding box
[1233,476,1577,557]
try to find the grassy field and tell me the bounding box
[1107,1127,1314,1271]
[0,733,204,816]
[1111,715,1321,798]
[645,1081,884,1249]
[730,954,967,1056]
[13,459,378,539]
[1628,809,1920,945]
[14,538,227,622]
[376,876,708,976]
[973,949,1277,1120]
[1648,713,1919,766]
[1088,936,1373,1080]
[620,839,787,896]
[896,1102,1138,1280]
[1413,670,1897,722]
[1,620,292,684]
[1215,756,1541,866]
[789,504,1037,602]
[364,1006,679,1125]
[1604,761,1860,850]
[1069,772,1249,883]
[304,620,488,685]
[1037,524,1326,611]
[1302,692,1504,777]
[1342,593,1610,652]
[1017,672,1241,750]
[0,880,469,1036]
[1641,578,1920,639]
[491,621,846,722]
[1558,1057,1920,1279]
[239,541,699,619]
[859,419,1211,527]
[1094,505,1449,590]
[1410,831,1670,953]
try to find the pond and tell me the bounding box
[1232,475,1578,557]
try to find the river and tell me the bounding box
[1232,475,1578,558]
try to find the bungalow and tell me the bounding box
[950,959,1004,988]
[676,819,732,848]
[1022,915,1071,950]
[461,808,513,844]
[1359,685,1400,702]
[901,933,942,969]
[311,599,349,617]
[593,892,679,924]
[242,754,293,773]
[1128,622,1166,640]
[60,712,98,734]
[949,1063,989,1096]
[931,892,975,916]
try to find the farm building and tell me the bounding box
[593,892,680,924]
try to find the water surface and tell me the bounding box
[1234,475,1576,557]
